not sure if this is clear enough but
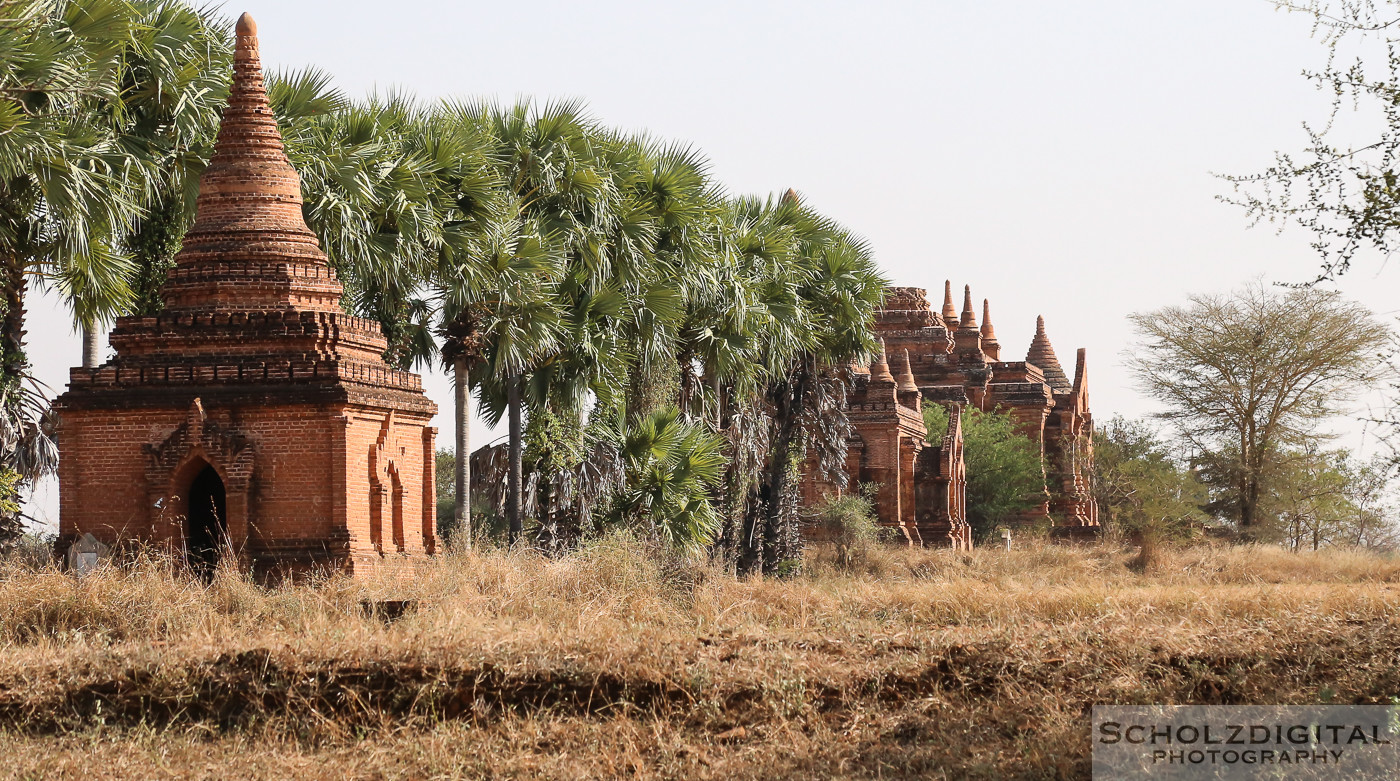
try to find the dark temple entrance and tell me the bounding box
[186,464,227,576]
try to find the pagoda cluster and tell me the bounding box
[800,282,1097,547]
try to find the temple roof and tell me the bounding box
[161,12,342,313]
[62,14,433,411]
[869,339,896,384]
[1026,315,1072,392]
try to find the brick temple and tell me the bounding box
[803,283,1097,547]
[54,14,438,577]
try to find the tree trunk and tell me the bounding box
[1238,426,1263,530]
[507,375,523,546]
[1240,471,1260,530]
[81,324,101,369]
[762,368,809,575]
[1,252,26,382]
[453,356,471,548]
[677,350,696,420]
[737,485,764,576]
[714,374,723,431]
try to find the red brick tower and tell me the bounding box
[55,14,438,577]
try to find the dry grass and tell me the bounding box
[0,537,1396,779]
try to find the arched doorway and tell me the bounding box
[186,464,227,576]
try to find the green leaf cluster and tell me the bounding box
[924,403,1045,542]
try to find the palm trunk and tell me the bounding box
[453,356,471,548]
[762,369,808,575]
[1,252,26,382]
[82,324,101,369]
[677,350,696,420]
[506,375,523,546]
[737,486,764,576]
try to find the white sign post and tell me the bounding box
[66,533,110,575]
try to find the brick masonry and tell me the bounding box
[802,283,1098,547]
[53,14,437,578]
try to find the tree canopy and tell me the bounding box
[1128,281,1392,532]
[923,403,1045,543]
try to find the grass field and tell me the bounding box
[0,537,1397,779]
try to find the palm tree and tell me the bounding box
[706,192,885,575]
[448,99,618,544]
[0,0,150,383]
[91,1,232,360]
[607,406,725,552]
[756,196,885,574]
[440,215,562,546]
[0,0,180,544]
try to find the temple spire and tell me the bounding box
[1027,315,1071,391]
[870,338,895,384]
[941,280,958,328]
[895,349,921,409]
[896,349,919,393]
[958,285,977,331]
[161,12,341,314]
[981,299,1001,361]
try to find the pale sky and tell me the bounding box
[24,0,1400,531]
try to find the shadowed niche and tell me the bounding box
[186,464,227,576]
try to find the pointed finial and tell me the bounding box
[234,12,259,61]
[870,338,894,383]
[161,11,341,313]
[897,349,919,394]
[958,285,977,331]
[941,280,958,328]
[981,299,1001,360]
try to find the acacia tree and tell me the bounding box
[1265,447,1356,551]
[1228,0,1400,281]
[1128,281,1391,532]
[1338,453,1399,549]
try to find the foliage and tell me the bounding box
[811,489,886,571]
[924,403,1045,542]
[1092,416,1208,544]
[605,407,725,553]
[1337,452,1400,549]
[1224,1,1400,468]
[1226,1,1400,281]
[434,448,456,541]
[1128,280,1391,532]
[1264,447,1359,550]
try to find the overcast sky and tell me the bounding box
[25,0,1400,530]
